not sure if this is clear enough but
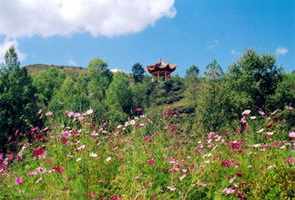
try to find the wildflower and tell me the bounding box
[257,128,264,133]
[167,186,176,192]
[286,157,295,165]
[89,152,98,158]
[76,158,82,162]
[33,147,46,159]
[289,131,295,139]
[223,187,236,195]
[77,145,86,151]
[45,111,53,117]
[15,177,24,185]
[147,158,155,166]
[28,167,47,176]
[106,157,112,162]
[250,116,256,120]
[265,132,274,137]
[221,160,237,168]
[110,195,122,200]
[84,109,93,116]
[258,110,266,116]
[242,109,251,116]
[52,166,64,174]
[228,140,243,152]
[144,135,152,143]
[91,131,99,137]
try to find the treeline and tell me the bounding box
[0,47,294,153]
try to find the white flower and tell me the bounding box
[89,152,98,158]
[257,128,265,133]
[265,132,274,136]
[250,116,257,120]
[242,109,251,116]
[106,157,112,162]
[76,158,81,162]
[167,186,176,192]
[85,109,94,115]
[130,120,136,126]
[77,145,86,151]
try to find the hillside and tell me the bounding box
[25,64,86,75]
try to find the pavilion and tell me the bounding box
[146,60,176,81]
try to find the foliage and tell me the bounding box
[268,73,295,109]
[33,68,66,106]
[226,49,282,113]
[0,47,40,152]
[49,76,90,117]
[132,63,145,83]
[106,73,133,125]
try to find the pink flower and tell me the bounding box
[111,195,122,200]
[32,147,46,159]
[228,141,243,152]
[147,158,155,166]
[289,131,295,139]
[286,157,295,165]
[15,177,24,185]
[221,160,237,168]
[223,187,236,195]
[144,135,152,143]
[242,109,251,116]
[52,166,64,174]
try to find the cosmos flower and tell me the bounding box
[52,166,64,174]
[147,158,155,166]
[289,131,295,139]
[242,109,251,116]
[15,177,24,185]
[32,147,46,159]
[223,187,236,195]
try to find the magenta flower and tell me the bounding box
[15,177,24,185]
[111,195,122,200]
[286,157,295,165]
[32,147,46,159]
[228,141,243,152]
[52,166,64,174]
[147,158,155,166]
[221,160,237,168]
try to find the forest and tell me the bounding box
[0,46,294,199]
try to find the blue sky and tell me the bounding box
[0,0,294,75]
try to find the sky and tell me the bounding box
[0,0,294,75]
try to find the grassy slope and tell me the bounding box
[0,108,294,200]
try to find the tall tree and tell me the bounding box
[132,63,145,83]
[226,49,282,111]
[205,60,224,80]
[106,73,133,124]
[0,47,39,152]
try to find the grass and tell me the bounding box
[0,110,294,200]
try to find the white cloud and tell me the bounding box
[0,38,26,63]
[275,47,288,56]
[0,0,176,38]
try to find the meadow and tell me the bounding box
[0,47,294,199]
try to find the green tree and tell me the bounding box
[106,73,133,125]
[87,58,112,101]
[87,58,112,122]
[33,68,66,106]
[268,73,295,109]
[132,63,145,83]
[196,60,228,131]
[0,47,39,152]
[185,65,200,105]
[49,76,90,116]
[226,49,282,112]
[205,60,224,80]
